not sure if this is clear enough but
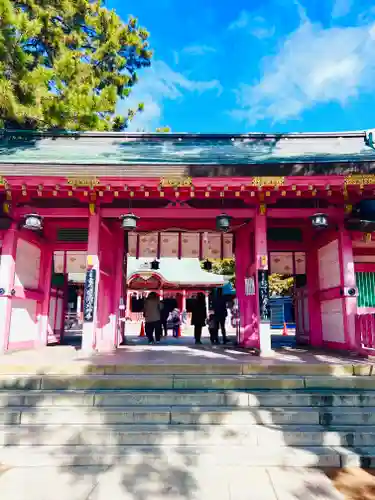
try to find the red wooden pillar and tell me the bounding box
[82,210,101,352]
[113,226,125,346]
[0,223,18,352]
[38,243,53,346]
[338,223,357,350]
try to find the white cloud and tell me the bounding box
[233,19,375,124]
[229,10,250,30]
[120,61,222,131]
[332,0,353,19]
[182,44,217,56]
[228,11,275,39]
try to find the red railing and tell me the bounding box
[355,313,375,352]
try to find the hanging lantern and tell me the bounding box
[216,213,232,232]
[22,213,43,231]
[120,213,139,231]
[203,259,212,271]
[311,213,328,229]
[151,259,160,270]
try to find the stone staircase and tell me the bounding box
[1,363,375,468]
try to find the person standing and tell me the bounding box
[213,288,228,344]
[160,299,169,336]
[170,307,181,338]
[143,292,162,344]
[191,292,207,345]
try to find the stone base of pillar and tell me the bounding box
[259,321,275,357]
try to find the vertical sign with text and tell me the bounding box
[83,269,97,322]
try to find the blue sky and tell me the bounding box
[108,0,375,133]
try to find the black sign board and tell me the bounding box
[258,269,270,321]
[83,269,96,322]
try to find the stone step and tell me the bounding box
[0,443,373,468]
[0,362,371,376]
[1,405,375,426]
[2,374,375,390]
[1,423,375,447]
[1,389,375,408]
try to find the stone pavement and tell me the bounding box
[0,464,344,500]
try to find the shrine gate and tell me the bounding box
[0,129,375,355]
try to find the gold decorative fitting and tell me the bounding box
[53,190,57,196]
[98,191,104,197]
[220,192,225,197]
[235,191,240,197]
[5,191,11,201]
[259,204,267,215]
[114,191,119,197]
[325,185,331,190]
[124,185,128,191]
[38,185,43,191]
[240,185,245,191]
[140,185,145,191]
[145,191,149,197]
[344,204,352,214]
[160,191,165,197]
[312,190,317,196]
[205,192,210,197]
[3,202,9,214]
[292,185,297,191]
[364,233,372,244]
[106,185,111,191]
[224,185,229,191]
[89,203,96,216]
[327,190,332,196]
[159,177,192,188]
[265,191,271,197]
[83,191,88,196]
[0,176,7,186]
[251,176,285,188]
[37,190,42,197]
[344,174,375,187]
[68,191,73,197]
[55,185,60,191]
[67,177,99,188]
[207,185,212,191]
[308,185,313,190]
[189,191,194,197]
[281,191,286,197]
[130,191,134,197]
[22,190,27,196]
[296,190,301,197]
[175,192,180,198]
[250,191,255,197]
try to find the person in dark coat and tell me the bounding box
[191,292,207,345]
[213,288,228,344]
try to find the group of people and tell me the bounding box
[142,290,228,345]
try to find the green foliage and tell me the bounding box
[268,273,294,296]
[0,0,152,130]
[155,126,171,133]
[201,259,235,286]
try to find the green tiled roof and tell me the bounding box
[0,129,374,165]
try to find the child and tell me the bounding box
[170,307,181,338]
[207,312,219,345]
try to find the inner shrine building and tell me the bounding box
[1,129,375,354]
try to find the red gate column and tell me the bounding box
[339,224,357,351]
[0,223,18,353]
[82,210,101,352]
[38,243,53,346]
[254,206,272,355]
[235,222,259,349]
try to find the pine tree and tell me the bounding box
[0,0,152,130]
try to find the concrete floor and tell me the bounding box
[0,464,344,500]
